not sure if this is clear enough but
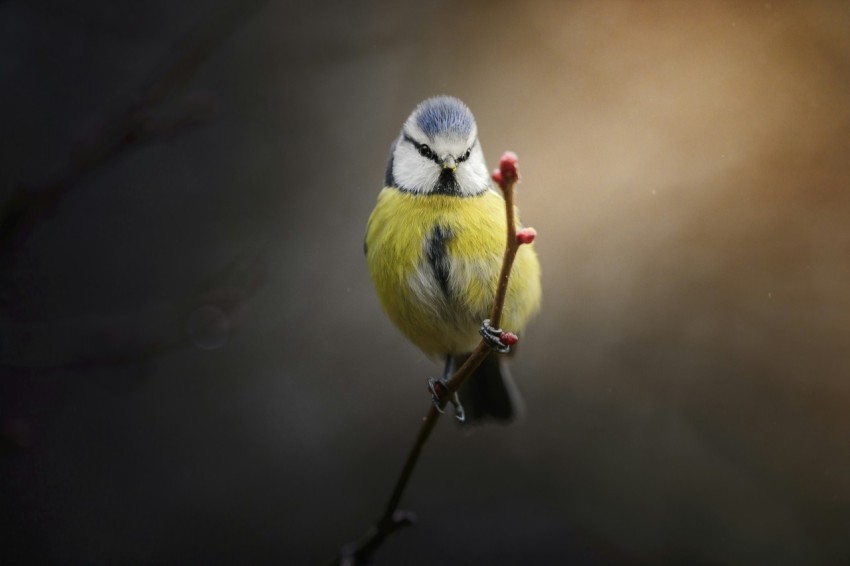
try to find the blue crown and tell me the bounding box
[413,96,475,139]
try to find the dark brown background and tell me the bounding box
[2,1,849,563]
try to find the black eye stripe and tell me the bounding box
[403,133,440,164]
[401,133,474,165]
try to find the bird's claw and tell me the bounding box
[427,377,447,414]
[480,318,511,353]
[427,377,466,422]
[452,394,466,422]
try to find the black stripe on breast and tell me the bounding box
[426,225,452,298]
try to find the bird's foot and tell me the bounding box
[427,377,466,422]
[479,318,516,353]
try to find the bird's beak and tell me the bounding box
[442,156,457,172]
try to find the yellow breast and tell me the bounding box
[365,187,541,357]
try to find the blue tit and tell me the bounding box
[365,96,541,423]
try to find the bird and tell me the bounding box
[364,96,541,423]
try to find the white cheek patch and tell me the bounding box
[393,143,440,194]
[455,143,490,196]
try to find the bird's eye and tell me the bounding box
[459,148,472,162]
[418,144,434,159]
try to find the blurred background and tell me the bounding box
[2,0,849,563]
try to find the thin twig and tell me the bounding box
[335,152,535,565]
[488,166,518,329]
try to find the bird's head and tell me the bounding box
[387,96,490,196]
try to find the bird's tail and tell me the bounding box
[455,351,524,425]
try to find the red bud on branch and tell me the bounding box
[429,380,448,397]
[491,168,503,187]
[499,151,518,175]
[516,227,537,245]
[498,331,519,347]
[492,151,520,190]
[499,151,519,182]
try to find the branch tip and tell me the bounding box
[492,151,519,190]
[499,151,519,181]
[499,150,518,169]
